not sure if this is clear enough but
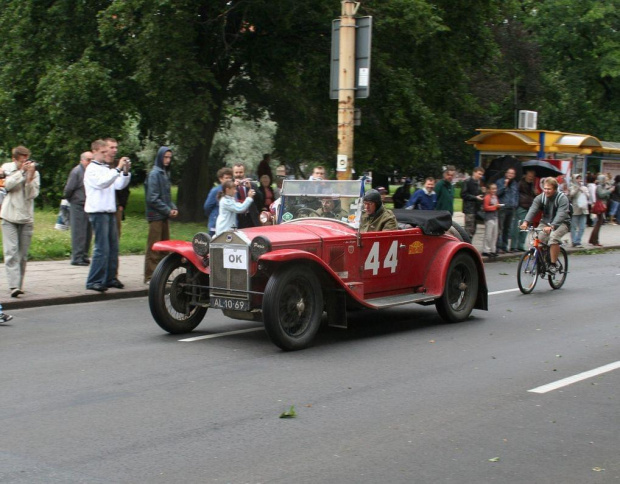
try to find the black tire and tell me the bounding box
[517,250,539,294]
[448,222,472,244]
[435,253,479,323]
[262,265,323,351]
[149,253,208,334]
[548,247,568,290]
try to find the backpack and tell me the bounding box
[542,191,573,220]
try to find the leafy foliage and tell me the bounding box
[0,0,619,219]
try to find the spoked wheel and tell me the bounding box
[263,265,323,351]
[149,253,208,334]
[435,253,479,323]
[517,250,539,294]
[548,247,568,289]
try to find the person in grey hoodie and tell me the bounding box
[144,146,178,282]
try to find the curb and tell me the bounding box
[481,244,620,263]
[3,288,149,311]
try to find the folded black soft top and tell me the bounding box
[392,209,453,236]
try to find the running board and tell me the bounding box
[365,292,439,309]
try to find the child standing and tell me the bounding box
[482,183,501,257]
[215,180,256,236]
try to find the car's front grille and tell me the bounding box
[210,245,249,299]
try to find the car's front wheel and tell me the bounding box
[149,253,208,334]
[262,265,323,351]
[435,253,479,323]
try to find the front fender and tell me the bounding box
[423,243,488,310]
[258,249,375,308]
[152,240,209,274]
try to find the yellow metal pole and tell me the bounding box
[336,1,358,181]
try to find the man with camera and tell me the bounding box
[84,139,131,292]
[63,151,93,266]
[232,162,263,228]
[1,146,41,298]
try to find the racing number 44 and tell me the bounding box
[364,240,399,276]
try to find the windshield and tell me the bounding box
[278,179,367,228]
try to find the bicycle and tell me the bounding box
[517,226,569,294]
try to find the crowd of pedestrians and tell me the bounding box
[390,163,619,255]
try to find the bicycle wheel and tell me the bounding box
[517,249,539,294]
[548,247,568,289]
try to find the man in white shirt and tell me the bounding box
[84,139,131,292]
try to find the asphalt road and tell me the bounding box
[1,252,619,483]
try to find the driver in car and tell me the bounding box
[316,197,348,220]
[360,189,398,232]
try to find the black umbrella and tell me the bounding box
[484,155,522,184]
[521,160,564,178]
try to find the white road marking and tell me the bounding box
[489,288,521,295]
[179,327,263,342]
[528,361,620,394]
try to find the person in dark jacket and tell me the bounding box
[233,162,263,228]
[204,167,233,236]
[434,166,456,214]
[515,169,537,250]
[460,167,485,238]
[392,179,412,209]
[360,189,398,232]
[144,147,178,283]
[496,167,519,253]
[63,151,93,266]
[405,178,437,210]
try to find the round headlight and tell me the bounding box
[192,232,211,257]
[250,236,271,261]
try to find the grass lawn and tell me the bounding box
[1,186,206,261]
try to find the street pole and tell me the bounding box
[336,1,359,181]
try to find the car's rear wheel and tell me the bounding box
[149,253,208,334]
[263,265,323,351]
[435,253,479,323]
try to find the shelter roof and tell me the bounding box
[466,129,606,155]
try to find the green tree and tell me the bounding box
[519,0,620,138]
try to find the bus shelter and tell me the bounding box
[466,129,620,180]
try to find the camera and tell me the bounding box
[27,160,40,168]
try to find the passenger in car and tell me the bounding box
[360,189,398,232]
[316,197,348,220]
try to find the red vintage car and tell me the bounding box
[149,179,488,350]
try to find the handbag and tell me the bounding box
[591,200,606,215]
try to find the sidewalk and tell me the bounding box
[2,215,619,310]
[2,255,148,310]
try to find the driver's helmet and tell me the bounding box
[363,189,383,209]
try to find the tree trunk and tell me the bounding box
[176,120,221,222]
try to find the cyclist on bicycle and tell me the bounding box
[519,178,571,271]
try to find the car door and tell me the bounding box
[358,228,425,297]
